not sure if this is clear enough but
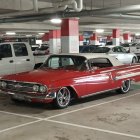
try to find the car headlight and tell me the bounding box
[39,86,47,93]
[33,85,39,92]
[0,81,7,88]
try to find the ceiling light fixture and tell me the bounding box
[6,32,16,35]
[50,18,62,24]
[26,35,32,37]
[95,29,104,33]
[135,33,140,36]
[38,33,45,35]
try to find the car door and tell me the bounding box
[13,43,34,73]
[0,44,15,76]
[84,58,116,95]
[109,47,129,64]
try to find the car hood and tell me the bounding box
[2,68,83,85]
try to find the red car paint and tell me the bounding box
[0,54,140,106]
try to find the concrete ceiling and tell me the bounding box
[0,0,140,37]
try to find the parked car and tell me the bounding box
[79,45,101,53]
[31,44,40,52]
[34,44,49,55]
[91,46,138,64]
[0,42,47,76]
[122,43,140,61]
[105,41,115,48]
[0,53,140,109]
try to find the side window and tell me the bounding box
[120,47,127,53]
[13,43,28,57]
[89,58,113,68]
[48,57,59,68]
[47,57,74,68]
[0,44,12,58]
[61,57,74,66]
[113,47,122,52]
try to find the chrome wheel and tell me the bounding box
[117,80,131,94]
[55,87,71,109]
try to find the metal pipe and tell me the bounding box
[105,14,140,20]
[73,0,83,12]
[33,0,38,12]
[0,5,140,23]
[53,0,83,12]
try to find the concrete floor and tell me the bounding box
[0,84,140,140]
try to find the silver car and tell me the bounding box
[92,46,138,64]
[122,43,140,61]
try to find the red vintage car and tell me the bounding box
[0,53,140,109]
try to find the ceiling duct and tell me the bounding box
[53,0,83,12]
[0,0,83,18]
[0,4,140,23]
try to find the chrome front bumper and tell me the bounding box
[1,91,56,102]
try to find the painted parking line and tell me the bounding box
[47,119,140,139]
[0,110,43,120]
[0,120,42,134]
[46,92,140,120]
[0,92,139,135]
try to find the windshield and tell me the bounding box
[106,42,112,45]
[79,45,100,53]
[92,47,110,53]
[41,55,87,71]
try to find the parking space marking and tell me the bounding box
[0,92,139,135]
[0,110,43,120]
[47,119,140,139]
[46,92,140,120]
[0,120,42,134]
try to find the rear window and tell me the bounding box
[89,58,113,68]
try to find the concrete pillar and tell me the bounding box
[107,36,112,42]
[90,33,99,45]
[61,18,79,53]
[49,30,61,54]
[123,33,131,43]
[112,29,120,46]
[42,33,49,44]
[79,35,84,46]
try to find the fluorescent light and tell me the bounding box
[50,18,62,24]
[135,33,140,36]
[38,33,45,35]
[26,35,32,37]
[95,29,104,33]
[6,32,16,35]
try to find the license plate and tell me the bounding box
[13,94,25,100]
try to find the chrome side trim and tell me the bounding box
[115,72,140,80]
[81,87,120,98]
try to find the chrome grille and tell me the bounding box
[2,80,38,93]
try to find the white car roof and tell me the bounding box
[50,53,123,66]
